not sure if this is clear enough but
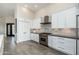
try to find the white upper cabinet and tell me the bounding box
[65,8,76,28]
[52,7,76,28]
[52,11,66,28]
[52,13,59,28]
[57,11,66,28]
[32,18,41,29]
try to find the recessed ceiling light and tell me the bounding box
[34,5,38,8]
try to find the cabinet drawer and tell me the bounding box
[52,41,76,54]
[63,39,76,54]
[52,44,66,52]
[52,37,65,45]
[64,46,76,54]
[63,38,76,42]
[49,36,76,54]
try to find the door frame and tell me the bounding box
[6,23,15,37]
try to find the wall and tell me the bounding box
[0,17,5,34]
[5,16,15,23]
[35,3,76,18]
[15,4,35,20]
[14,4,34,43]
[0,3,15,17]
[0,16,14,35]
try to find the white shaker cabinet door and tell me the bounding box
[52,12,65,28]
[48,36,53,47]
[30,33,36,41]
[17,20,30,43]
[52,13,58,28]
[30,33,34,40]
[57,11,66,28]
[52,7,76,28]
[31,33,39,43]
[62,38,76,55]
[65,7,76,28]
[35,34,39,43]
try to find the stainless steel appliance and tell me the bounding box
[39,33,51,46]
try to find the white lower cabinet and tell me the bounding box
[31,33,39,43]
[48,35,76,55]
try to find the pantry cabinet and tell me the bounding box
[48,35,76,55]
[30,33,39,43]
[52,7,76,28]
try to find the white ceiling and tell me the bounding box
[0,3,16,16]
[22,3,51,12]
[0,3,51,16]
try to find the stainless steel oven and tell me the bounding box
[39,33,50,46]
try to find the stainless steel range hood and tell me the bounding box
[41,15,51,23]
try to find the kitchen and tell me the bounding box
[0,3,79,55]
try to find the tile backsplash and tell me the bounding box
[41,24,51,33]
[52,28,76,33]
[31,28,78,38]
[51,28,77,37]
[30,29,42,33]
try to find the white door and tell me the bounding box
[17,20,30,43]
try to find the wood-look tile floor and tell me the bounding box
[3,37,66,55]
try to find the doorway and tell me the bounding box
[6,23,15,37]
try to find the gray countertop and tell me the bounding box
[31,32,78,39]
[49,34,78,39]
